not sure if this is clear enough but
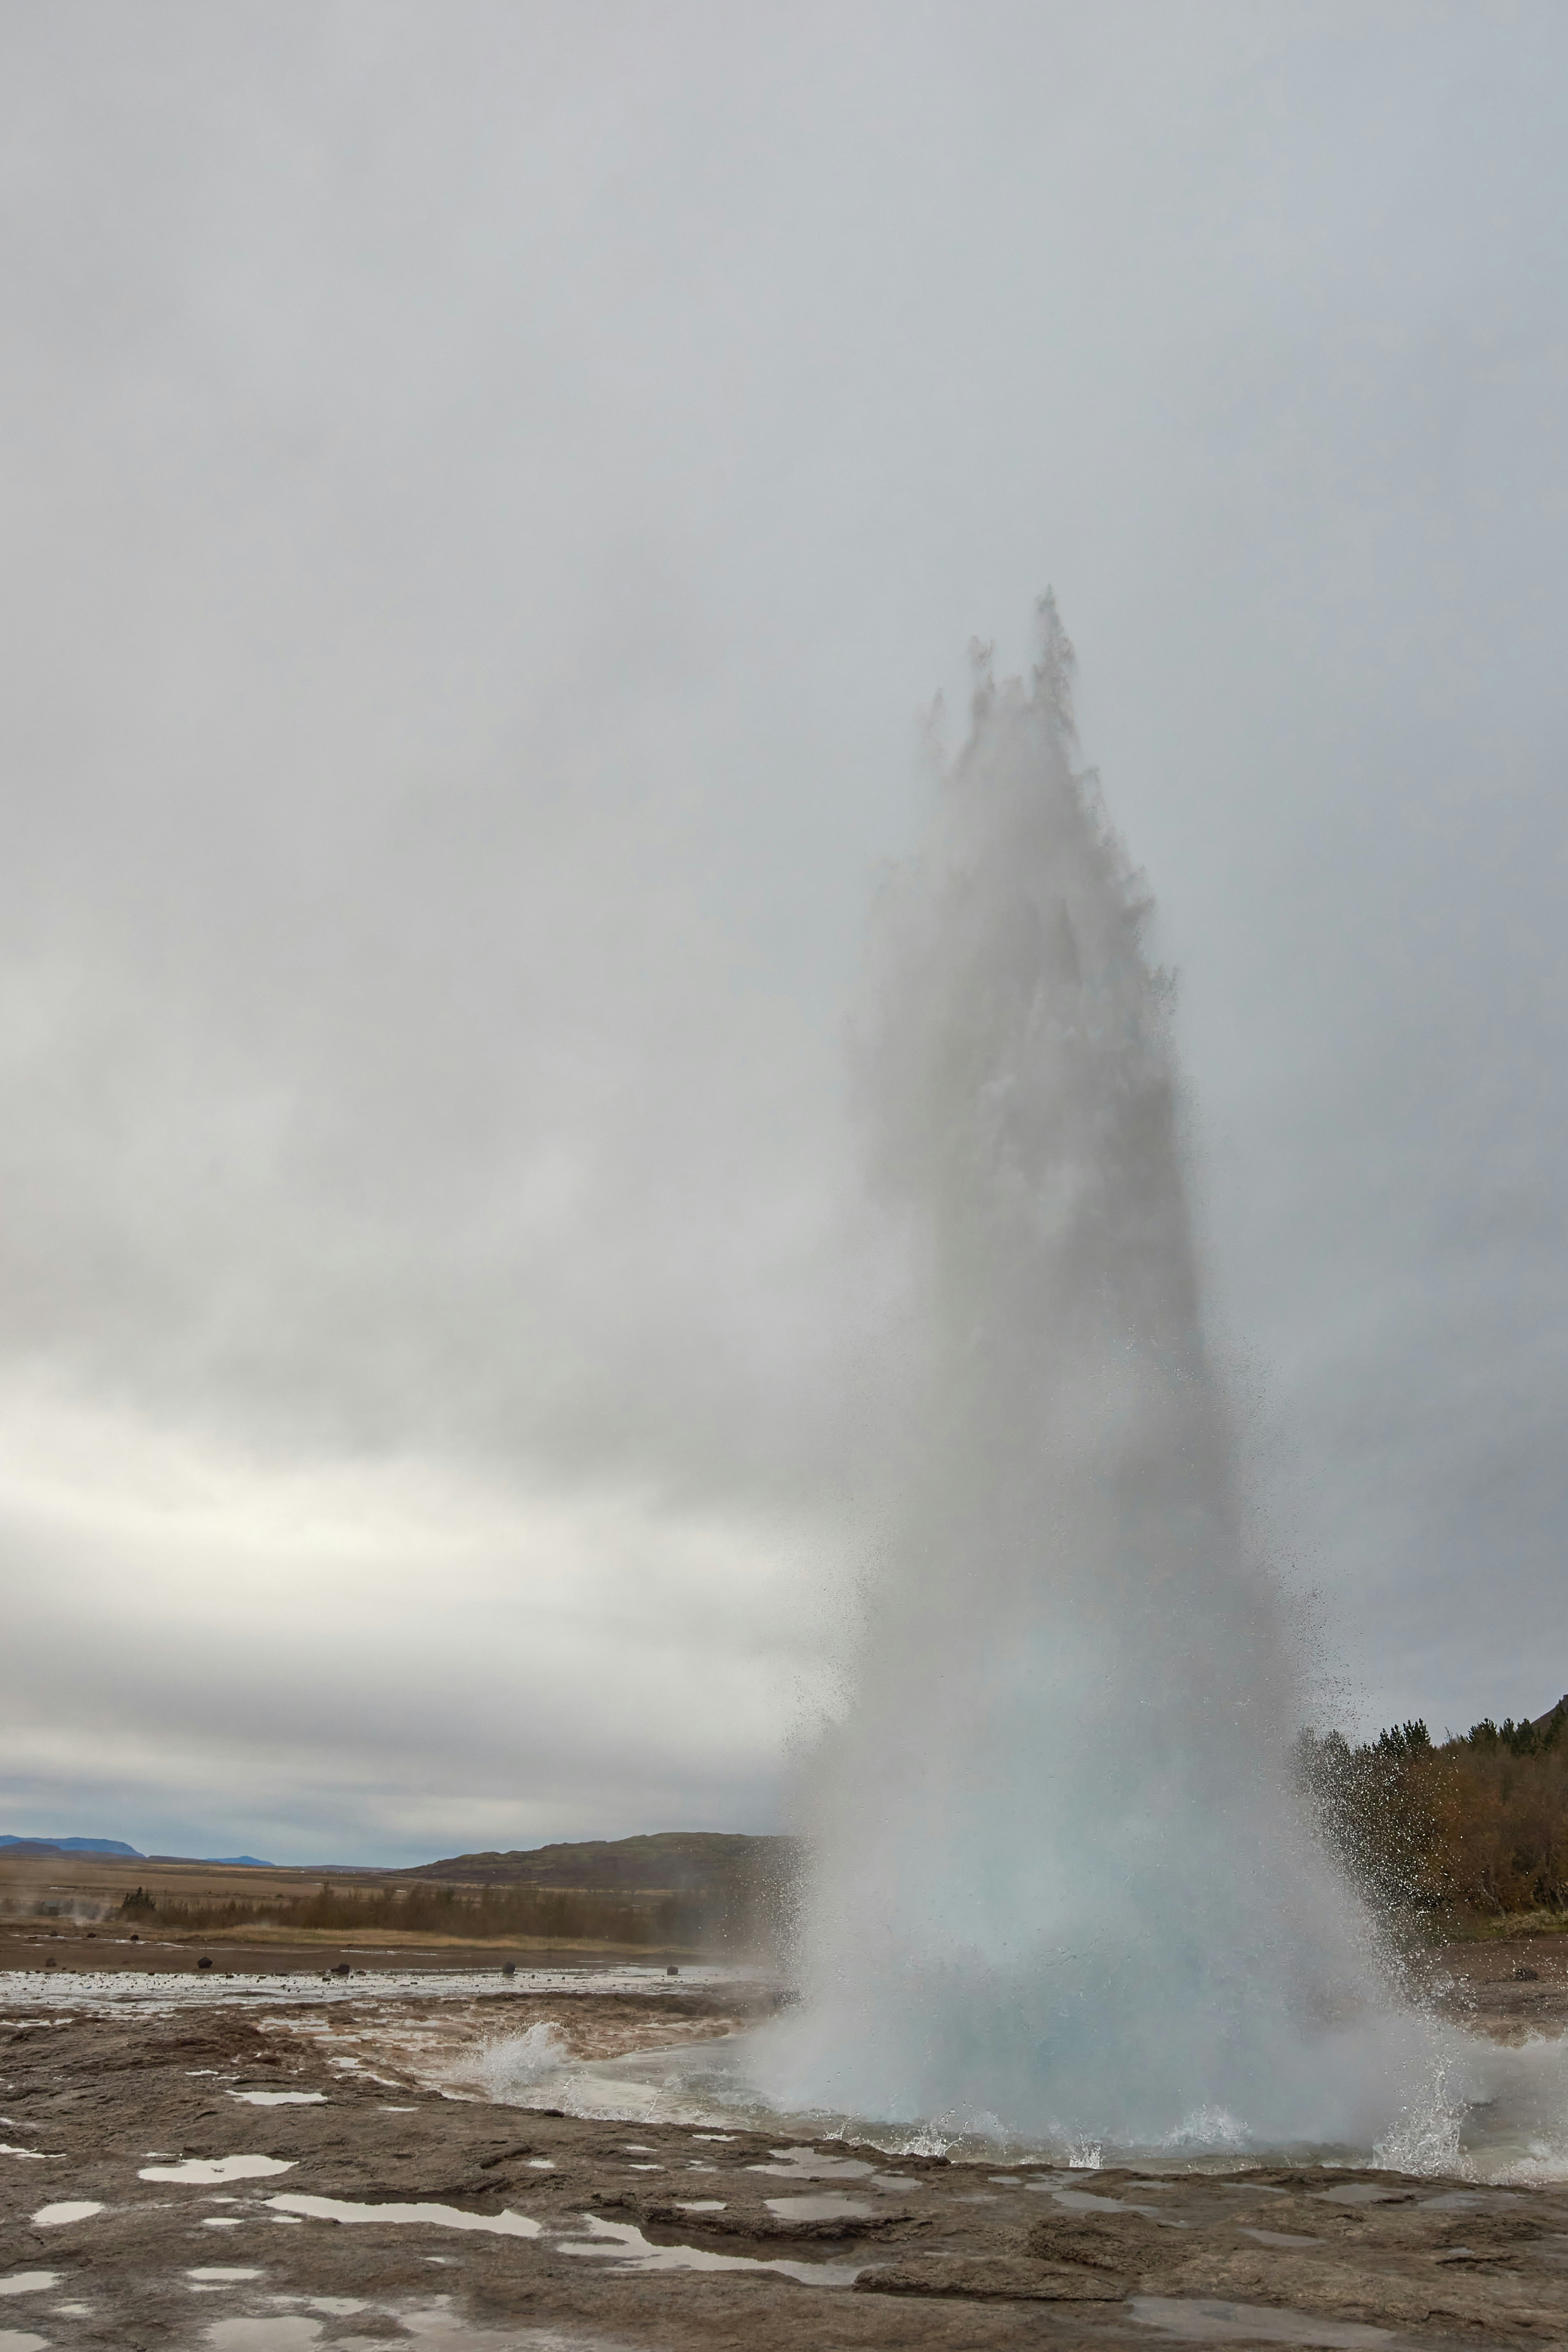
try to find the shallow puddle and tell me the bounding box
[228,2091,327,2106]
[0,2281,57,2300]
[30,2201,103,2226]
[746,2148,876,2181]
[142,2155,296,2183]
[269,2193,542,2238]
[555,2211,861,2288]
[1130,2297,1393,2346]
[204,2322,326,2351]
[763,2192,878,2222]
[202,2306,653,2352]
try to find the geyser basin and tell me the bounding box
[468,2004,1568,2185]
[753,604,1440,2152]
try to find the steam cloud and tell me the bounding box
[759,606,1433,2146]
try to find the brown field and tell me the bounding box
[0,1848,718,1972]
[0,1847,380,1915]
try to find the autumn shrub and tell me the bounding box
[1301,1701,1568,1927]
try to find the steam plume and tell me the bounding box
[760,602,1424,2148]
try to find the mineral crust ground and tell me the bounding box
[3,1938,1568,2351]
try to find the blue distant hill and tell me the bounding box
[0,1836,278,1866]
[0,1835,143,1857]
[144,1852,277,1868]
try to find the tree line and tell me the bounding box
[1300,1699,1568,1925]
[114,1874,776,1950]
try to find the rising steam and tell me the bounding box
[757,601,1433,2149]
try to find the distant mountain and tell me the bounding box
[144,1853,275,1868]
[0,1836,273,1866]
[408,1830,799,1893]
[0,1835,144,1857]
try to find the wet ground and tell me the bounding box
[5,1945,1568,2350]
[1423,1939,1568,2045]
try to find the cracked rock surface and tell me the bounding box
[5,1991,1568,2350]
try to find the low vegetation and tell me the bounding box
[1301,1699,1568,1931]
[113,1872,779,1952]
[407,1831,797,1892]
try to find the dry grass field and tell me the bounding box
[0,1829,791,1968]
[0,1847,741,1971]
[0,1847,372,1917]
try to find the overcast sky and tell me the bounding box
[2,2,1565,1864]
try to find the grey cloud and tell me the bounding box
[2,1,1565,1855]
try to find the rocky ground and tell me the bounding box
[4,1942,1568,2352]
[1424,1939,1568,2044]
[0,1918,681,1982]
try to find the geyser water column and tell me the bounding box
[761,600,1421,2151]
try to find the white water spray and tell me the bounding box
[759,601,1433,2150]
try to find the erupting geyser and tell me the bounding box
[759,600,1431,2152]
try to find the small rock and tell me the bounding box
[1515,1965,1540,1981]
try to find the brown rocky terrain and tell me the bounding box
[1424,1936,1568,2043]
[3,1939,1568,2349]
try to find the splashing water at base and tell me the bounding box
[475,2022,575,2103]
[741,604,1450,2153]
